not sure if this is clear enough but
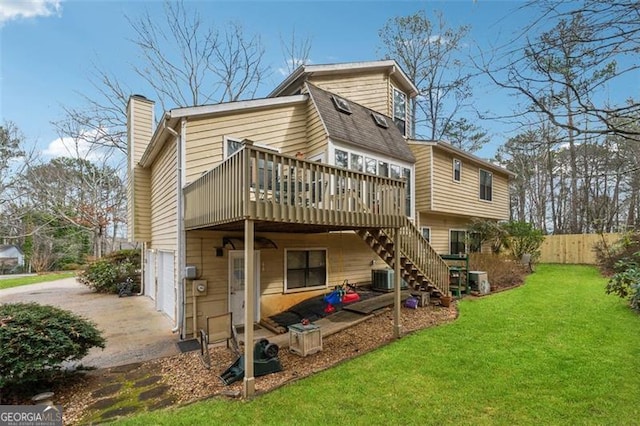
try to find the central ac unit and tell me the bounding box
[371,268,408,292]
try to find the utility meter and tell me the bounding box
[193,280,207,296]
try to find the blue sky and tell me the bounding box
[0,1,563,159]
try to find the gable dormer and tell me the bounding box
[269,60,417,137]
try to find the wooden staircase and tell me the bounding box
[357,218,450,296]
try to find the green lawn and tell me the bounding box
[117,265,640,425]
[0,272,76,290]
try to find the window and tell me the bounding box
[450,230,466,255]
[365,157,377,174]
[350,153,363,172]
[285,249,327,291]
[390,164,401,179]
[224,137,243,159]
[378,161,389,177]
[332,95,352,114]
[421,227,431,242]
[403,167,412,216]
[371,112,389,128]
[469,232,482,253]
[393,88,407,136]
[480,169,493,201]
[453,159,461,182]
[335,149,348,168]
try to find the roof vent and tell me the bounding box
[331,95,352,114]
[371,112,389,128]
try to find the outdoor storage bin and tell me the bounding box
[289,322,322,356]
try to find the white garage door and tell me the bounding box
[144,250,156,301]
[157,250,176,321]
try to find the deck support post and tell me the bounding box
[393,227,402,339]
[243,218,255,398]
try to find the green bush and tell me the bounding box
[594,232,640,277]
[606,255,640,311]
[503,220,545,262]
[0,302,105,390]
[78,249,140,294]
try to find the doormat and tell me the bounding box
[176,339,200,353]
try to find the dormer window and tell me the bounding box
[331,95,352,114]
[371,112,389,128]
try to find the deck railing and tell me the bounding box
[184,143,407,230]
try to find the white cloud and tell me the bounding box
[0,0,62,25]
[43,128,110,162]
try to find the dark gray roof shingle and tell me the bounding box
[307,83,415,163]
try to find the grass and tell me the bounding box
[0,272,76,290]
[116,265,640,425]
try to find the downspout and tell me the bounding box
[136,242,146,296]
[165,120,184,336]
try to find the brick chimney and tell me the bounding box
[127,95,154,242]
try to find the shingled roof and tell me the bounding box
[306,83,415,164]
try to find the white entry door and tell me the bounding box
[228,250,260,326]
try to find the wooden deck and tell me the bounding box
[343,290,413,315]
[183,142,407,231]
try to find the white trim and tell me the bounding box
[169,95,307,119]
[284,247,328,293]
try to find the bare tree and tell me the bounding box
[378,10,487,152]
[129,1,268,110]
[481,1,640,138]
[62,0,270,158]
[0,122,27,208]
[279,27,313,74]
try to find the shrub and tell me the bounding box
[78,249,140,294]
[503,220,545,262]
[468,253,528,290]
[467,218,509,254]
[605,254,640,311]
[0,302,105,391]
[594,232,640,277]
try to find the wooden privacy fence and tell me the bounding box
[539,233,622,264]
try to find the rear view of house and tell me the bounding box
[127,60,511,395]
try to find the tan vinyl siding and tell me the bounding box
[431,148,510,220]
[127,97,154,241]
[150,138,178,251]
[308,72,389,115]
[184,103,308,183]
[410,143,432,213]
[418,213,474,254]
[305,98,328,159]
[183,230,378,335]
[131,168,151,241]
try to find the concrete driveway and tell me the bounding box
[0,278,179,369]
